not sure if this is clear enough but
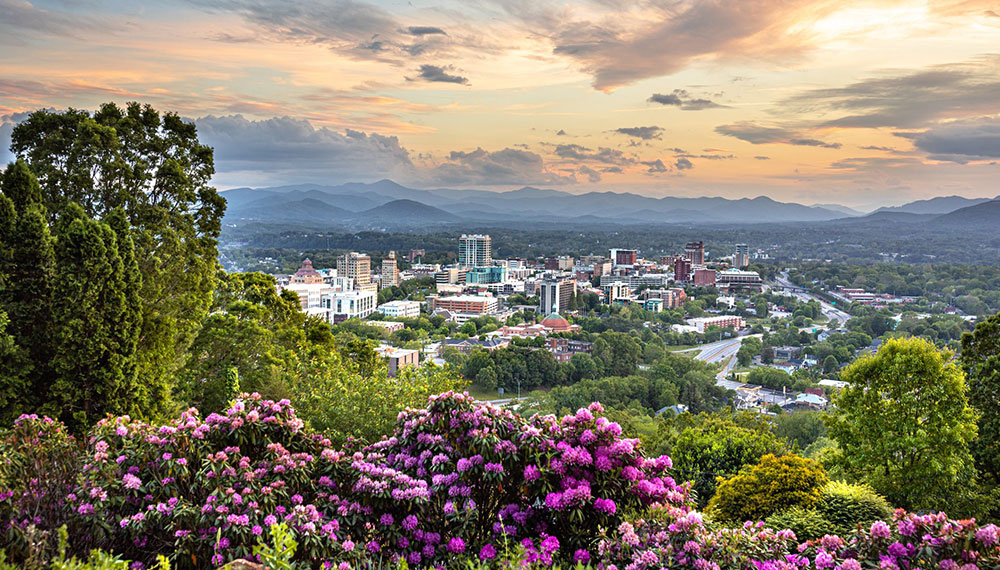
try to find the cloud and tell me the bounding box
[578,165,602,182]
[715,121,841,148]
[782,55,1000,129]
[556,129,568,136]
[187,0,457,62]
[429,147,574,186]
[542,0,852,91]
[675,157,693,170]
[648,89,726,110]
[0,0,112,42]
[195,114,415,183]
[411,64,469,85]
[641,159,669,173]
[554,144,635,165]
[404,26,446,36]
[754,156,771,160]
[900,117,1000,163]
[614,126,663,140]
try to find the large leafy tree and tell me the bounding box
[10,102,226,414]
[961,313,1000,484]
[825,337,978,511]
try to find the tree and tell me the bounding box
[593,332,641,377]
[47,208,142,430]
[11,103,227,415]
[708,453,828,523]
[961,312,1000,484]
[823,354,839,373]
[656,412,788,506]
[761,346,775,364]
[825,337,978,511]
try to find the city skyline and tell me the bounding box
[2,0,1000,208]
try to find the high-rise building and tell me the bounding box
[674,257,692,282]
[381,251,399,288]
[539,276,577,315]
[459,234,492,267]
[609,248,637,268]
[338,252,375,292]
[685,241,705,265]
[734,244,750,268]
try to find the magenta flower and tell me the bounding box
[479,544,497,561]
[447,537,465,554]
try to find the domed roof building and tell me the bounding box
[539,312,579,333]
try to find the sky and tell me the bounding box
[2,0,1000,209]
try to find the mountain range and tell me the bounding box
[220,180,1000,230]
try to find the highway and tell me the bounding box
[773,272,852,325]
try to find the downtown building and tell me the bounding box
[459,234,492,267]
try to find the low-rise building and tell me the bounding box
[377,300,421,319]
[428,294,499,315]
[368,320,405,333]
[715,269,763,292]
[321,289,378,323]
[686,315,746,333]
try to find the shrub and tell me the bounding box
[0,415,81,561]
[1,392,689,569]
[764,506,833,542]
[813,480,892,536]
[707,453,828,523]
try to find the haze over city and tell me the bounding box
[3,0,1000,209]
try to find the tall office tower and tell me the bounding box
[609,248,638,268]
[734,244,750,268]
[338,252,373,290]
[674,256,692,282]
[539,275,577,315]
[459,234,492,267]
[381,250,399,288]
[685,241,705,265]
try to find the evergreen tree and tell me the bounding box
[48,214,141,430]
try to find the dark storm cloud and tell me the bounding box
[675,157,693,170]
[412,64,469,84]
[648,89,725,110]
[614,126,663,140]
[715,122,841,148]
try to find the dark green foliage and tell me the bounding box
[961,312,1000,484]
[11,102,227,417]
[655,411,789,507]
[543,375,679,416]
[48,215,142,430]
[592,332,642,377]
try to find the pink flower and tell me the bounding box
[871,520,892,539]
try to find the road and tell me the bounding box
[774,272,852,325]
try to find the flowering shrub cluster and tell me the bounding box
[596,504,1000,570]
[1,392,688,569]
[5,391,1000,570]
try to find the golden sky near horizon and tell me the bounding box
[2,0,1000,208]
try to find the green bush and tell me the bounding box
[764,506,834,542]
[814,480,892,535]
[707,453,828,523]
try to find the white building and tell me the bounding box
[321,289,378,323]
[377,300,421,319]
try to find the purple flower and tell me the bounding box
[252,525,263,536]
[524,465,541,481]
[342,540,355,552]
[840,559,861,570]
[447,537,466,554]
[380,513,394,526]
[122,473,141,490]
[479,544,497,561]
[871,520,892,539]
[456,458,473,472]
[574,549,591,564]
[594,498,617,514]
[402,514,418,531]
[976,524,998,546]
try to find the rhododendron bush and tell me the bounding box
[3,392,1000,570]
[1,392,686,568]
